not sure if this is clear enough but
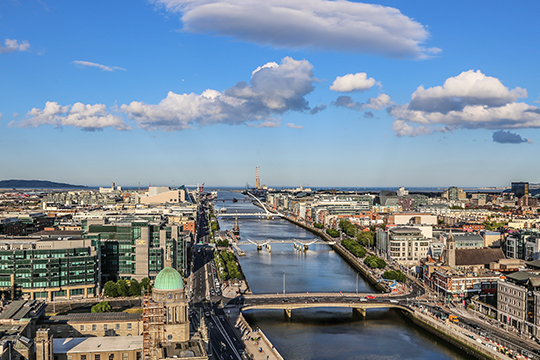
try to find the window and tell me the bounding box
[109,354,114,360]
[80,325,85,331]
[115,323,120,331]
[67,356,72,360]
[104,324,108,331]
[81,356,87,360]
[167,334,173,341]
[127,323,132,330]
[136,353,141,360]
[92,324,97,331]
[122,354,128,360]
[95,355,100,360]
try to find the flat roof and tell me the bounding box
[53,336,143,354]
[43,312,141,324]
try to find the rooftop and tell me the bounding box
[53,336,143,354]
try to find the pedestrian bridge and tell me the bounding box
[239,292,412,318]
[236,238,335,252]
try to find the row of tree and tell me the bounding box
[339,219,357,237]
[326,228,340,238]
[341,238,367,258]
[313,223,324,229]
[215,239,229,247]
[215,250,241,280]
[103,278,152,298]
[364,255,387,269]
[382,270,407,283]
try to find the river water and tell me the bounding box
[215,191,473,360]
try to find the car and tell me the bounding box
[204,312,210,317]
[470,323,480,330]
[281,299,289,302]
[366,295,376,300]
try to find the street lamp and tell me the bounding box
[356,273,359,295]
[283,273,286,295]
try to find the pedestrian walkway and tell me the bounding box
[224,306,284,360]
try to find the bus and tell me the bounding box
[449,315,459,323]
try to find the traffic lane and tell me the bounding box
[214,307,245,355]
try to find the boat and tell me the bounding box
[232,215,240,237]
[232,198,238,203]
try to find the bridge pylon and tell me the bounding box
[353,308,366,318]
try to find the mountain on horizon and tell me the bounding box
[0,179,88,189]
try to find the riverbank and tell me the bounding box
[282,215,391,293]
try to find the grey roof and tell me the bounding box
[527,259,540,269]
[455,248,505,266]
[0,300,45,320]
[42,312,141,323]
[506,271,540,284]
[389,227,422,235]
[53,336,142,354]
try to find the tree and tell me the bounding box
[326,229,340,238]
[140,277,152,292]
[382,270,407,283]
[313,223,324,229]
[356,231,374,246]
[91,301,112,313]
[364,255,386,269]
[129,279,141,297]
[103,281,118,297]
[117,279,129,297]
[342,238,366,258]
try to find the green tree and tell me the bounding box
[364,255,387,269]
[382,270,407,282]
[140,277,152,292]
[326,228,340,238]
[91,301,112,313]
[117,279,129,297]
[129,279,141,297]
[356,231,375,246]
[313,223,324,229]
[90,301,112,313]
[342,238,366,258]
[103,281,118,297]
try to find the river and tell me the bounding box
[215,191,474,360]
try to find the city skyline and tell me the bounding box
[2,1,540,187]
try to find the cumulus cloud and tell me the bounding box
[14,101,131,131]
[121,57,316,131]
[389,70,540,137]
[0,39,30,54]
[286,123,303,129]
[152,0,440,58]
[364,111,374,119]
[330,73,378,92]
[310,104,327,115]
[492,130,532,144]
[73,60,125,72]
[332,93,392,111]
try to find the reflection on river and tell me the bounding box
[216,191,473,360]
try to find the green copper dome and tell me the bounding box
[154,267,184,290]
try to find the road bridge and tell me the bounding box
[239,292,412,318]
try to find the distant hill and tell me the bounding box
[0,179,88,189]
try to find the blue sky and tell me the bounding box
[2,0,540,188]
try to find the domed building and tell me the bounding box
[151,265,189,343]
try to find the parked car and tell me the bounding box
[366,295,376,300]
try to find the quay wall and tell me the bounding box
[405,310,506,360]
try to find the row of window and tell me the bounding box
[68,352,140,360]
[80,323,132,332]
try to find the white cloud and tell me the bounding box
[152,0,440,58]
[121,57,317,131]
[14,101,131,131]
[330,73,378,92]
[389,70,540,136]
[73,60,125,72]
[0,39,31,54]
[286,123,303,129]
